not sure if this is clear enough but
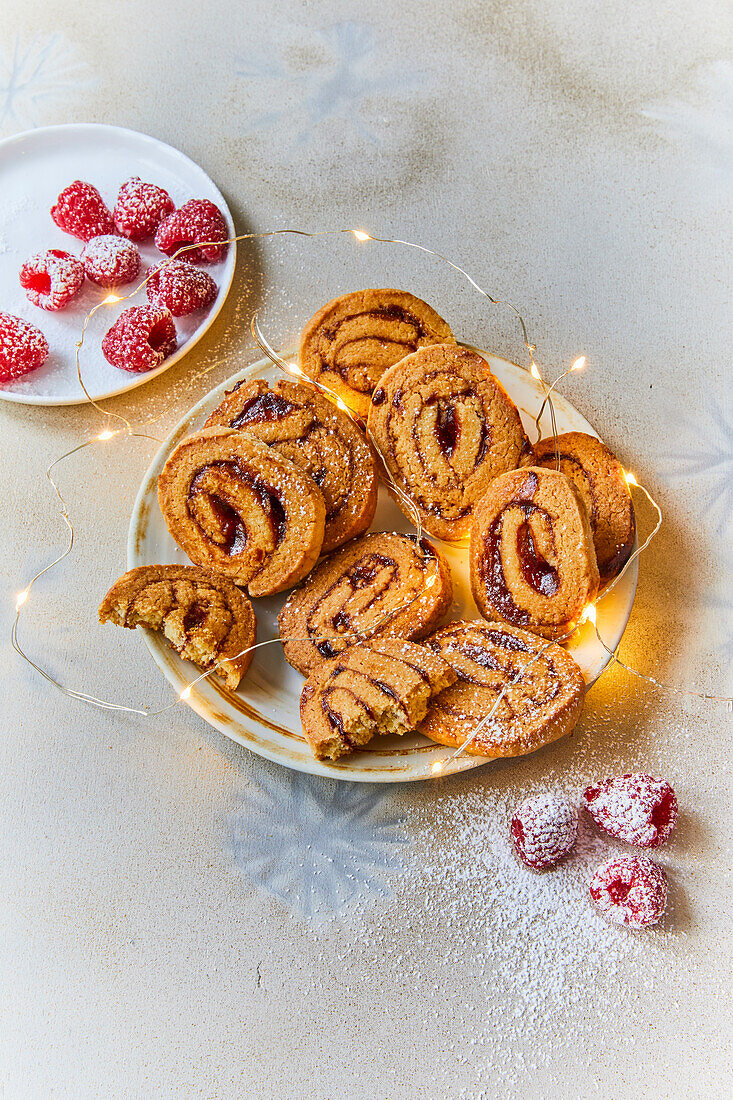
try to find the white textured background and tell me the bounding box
[1,2,732,1098]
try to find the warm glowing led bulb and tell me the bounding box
[625,471,638,487]
[571,356,587,371]
[530,364,541,380]
[431,760,444,774]
[16,589,29,609]
[102,293,120,305]
[581,603,597,625]
[336,397,349,412]
[289,362,303,377]
[179,686,192,701]
[352,230,371,242]
[97,429,116,441]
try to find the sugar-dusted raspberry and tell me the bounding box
[50,180,115,242]
[0,313,50,382]
[154,199,228,263]
[114,177,175,240]
[582,774,678,849]
[81,235,141,287]
[101,305,177,373]
[510,792,578,870]
[589,855,667,928]
[146,260,217,316]
[19,249,85,311]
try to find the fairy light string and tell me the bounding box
[10,224,731,769]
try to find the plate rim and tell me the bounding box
[0,122,236,407]
[127,349,638,782]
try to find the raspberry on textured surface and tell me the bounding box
[50,180,115,242]
[0,313,50,382]
[81,235,141,287]
[146,260,217,316]
[114,177,175,240]
[19,249,85,311]
[101,305,177,373]
[154,199,228,263]
[510,792,578,870]
[589,855,667,928]
[582,774,678,848]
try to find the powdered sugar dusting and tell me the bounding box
[305,775,691,1093]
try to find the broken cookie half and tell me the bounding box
[99,564,257,690]
[299,638,457,761]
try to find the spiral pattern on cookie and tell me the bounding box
[523,431,635,582]
[205,378,378,552]
[278,531,453,676]
[419,620,585,758]
[469,467,599,640]
[299,638,457,760]
[367,344,530,540]
[157,427,326,597]
[98,564,257,690]
[299,288,455,418]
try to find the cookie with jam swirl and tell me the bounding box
[367,344,530,541]
[157,426,326,597]
[469,467,599,640]
[419,619,585,758]
[204,378,377,552]
[299,638,457,760]
[522,432,635,583]
[99,564,256,690]
[278,531,453,676]
[299,289,455,418]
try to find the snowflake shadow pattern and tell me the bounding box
[237,21,421,148]
[0,34,92,136]
[227,765,409,920]
[655,395,733,538]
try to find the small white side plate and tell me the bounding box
[0,123,235,406]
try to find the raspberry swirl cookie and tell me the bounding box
[367,344,530,541]
[299,289,455,418]
[470,467,599,640]
[419,619,585,758]
[523,432,635,582]
[278,532,453,676]
[99,565,256,690]
[205,378,378,552]
[300,638,457,760]
[158,427,325,597]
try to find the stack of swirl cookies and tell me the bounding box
[100,287,635,769]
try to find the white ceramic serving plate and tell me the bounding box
[0,124,235,406]
[128,351,637,781]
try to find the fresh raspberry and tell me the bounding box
[50,180,115,242]
[19,249,85,311]
[510,792,578,870]
[154,199,228,263]
[146,260,217,316]
[582,774,678,849]
[102,305,177,373]
[113,177,175,240]
[81,235,141,287]
[589,855,667,928]
[0,313,50,382]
